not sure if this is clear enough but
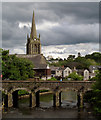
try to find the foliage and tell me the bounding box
[92,70,101,90]
[74,57,97,69]
[40,90,49,93]
[2,49,35,80]
[67,55,75,60]
[84,69,101,114]
[47,77,57,81]
[49,52,99,69]
[85,52,101,64]
[65,72,83,81]
[18,90,29,95]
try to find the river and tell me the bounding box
[2,90,100,119]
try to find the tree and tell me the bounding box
[67,55,75,60]
[2,49,35,80]
[67,72,83,81]
[74,57,97,69]
[87,68,101,114]
[85,52,101,64]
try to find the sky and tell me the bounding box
[1,1,100,58]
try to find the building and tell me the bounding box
[26,11,41,55]
[50,66,72,78]
[50,66,60,77]
[89,65,101,79]
[84,69,89,80]
[17,11,51,80]
[63,67,72,78]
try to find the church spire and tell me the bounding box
[31,11,37,38]
[27,11,41,55]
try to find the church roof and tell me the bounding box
[16,54,47,69]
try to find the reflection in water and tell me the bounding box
[40,93,53,108]
[2,90,97,119]
[61,91,77,107]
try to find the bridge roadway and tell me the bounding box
[1,80,95,108]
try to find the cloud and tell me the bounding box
[9,43,99,59]
[42,43,99,58]
[10,48,25,54]
[18,22,31,29]
[37,20,59,30]
[2,2,99,57]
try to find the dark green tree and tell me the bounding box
[2,49,35,80]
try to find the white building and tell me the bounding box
[63,67,72,77]
[84,69,89,81]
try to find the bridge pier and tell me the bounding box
[53,91,61,107]
[30,92,36,107]
[8,93,13,107]
[13,91,18,107]
[80,92,84,108]
[36,91,40,107]
[3,94,8,107]
[77,92,84,108]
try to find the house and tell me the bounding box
[89,65,101,73]
[63,67,72,78]
[50,66,59,77]
[56,67,63,77]
[50,66,72,78]
[76,69,89,80]
[89,65,101,79]
[84,69,89,81]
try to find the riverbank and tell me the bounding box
[19,91,52,99]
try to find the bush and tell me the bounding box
[48,77,57,81]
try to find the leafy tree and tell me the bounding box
[85,52,101,64]
[85,68,101,114]
[92,69,101,114]
[74,57,97,69]
[67,55,75,60]
[2,49,35,80]
[66,72,83,81]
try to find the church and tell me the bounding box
[26,11,41,55]
[16,11,51,80]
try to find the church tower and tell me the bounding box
[26,11,41,55]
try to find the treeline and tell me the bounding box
[1,49,35,80]
[49,52,101,69]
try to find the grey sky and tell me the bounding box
[2,2,99,47]
[1,2,99,58]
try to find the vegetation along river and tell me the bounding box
[2,90,101,119]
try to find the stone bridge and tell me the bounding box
[1,80,95,108]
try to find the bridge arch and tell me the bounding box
[10,88,31,94]
[59,87,78,93]
[35,87,53,93]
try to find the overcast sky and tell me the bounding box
[2,2,99,58]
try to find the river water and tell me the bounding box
[2,90,99,119]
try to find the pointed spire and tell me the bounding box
[31,10,37,38]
